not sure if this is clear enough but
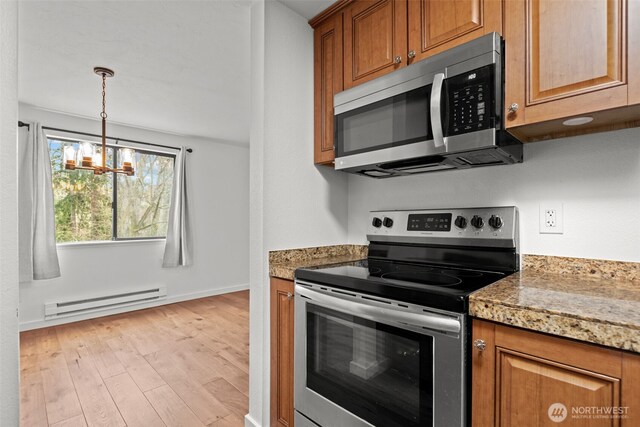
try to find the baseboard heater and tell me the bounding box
[44,286,167,319]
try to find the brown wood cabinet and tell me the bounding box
[270,277,295,427]
[314,13,343,165]
[343,0,407,89]
[472,320,640,426]
[504,0,639,131]
[408,0,502,63]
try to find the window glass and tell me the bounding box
[48,137,174,243]
[116,151,174,239]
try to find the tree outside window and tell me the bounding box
[49,137,174,243]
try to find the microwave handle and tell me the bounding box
[430,72,445,148]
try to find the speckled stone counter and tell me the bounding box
[269,245,368,281]
[470,255,640,353]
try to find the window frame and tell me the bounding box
[47,133,176,244]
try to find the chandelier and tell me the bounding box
[63,67,135,176]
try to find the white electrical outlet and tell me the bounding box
[539,203,563,234]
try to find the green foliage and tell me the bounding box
[117,153,174,238]
[49,140,174,243]
[50,142,112,242]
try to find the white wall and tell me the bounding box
[348,128,640,262]
[247,1,349,425]
[18,104,250,330]
[262,2,348,250]
[247,1,266,426]
[0,0,19,424]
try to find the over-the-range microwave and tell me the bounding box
[334,32,523,178]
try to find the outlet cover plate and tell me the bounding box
[539,203,564,234]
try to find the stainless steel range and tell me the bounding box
[293,207,519,427]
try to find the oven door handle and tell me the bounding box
[295,284,461,334]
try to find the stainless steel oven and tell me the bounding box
[294,207,519,427]
[294,280,466,427]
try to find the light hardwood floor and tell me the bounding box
[20,290,249,427]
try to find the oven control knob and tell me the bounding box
[383,217,394,228]
[488,215,503,229]
[470,215,484,229]
[454,215,467,229]
[372,217,383,228]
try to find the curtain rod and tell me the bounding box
[18,121,193,153]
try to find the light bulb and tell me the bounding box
[63,144,77,169]
[79,141,95,167]
[120,148,135,172]
[93,146,103,167]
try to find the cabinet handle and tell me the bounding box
[407,50,416,59]
[473,339,486,351]
[393,55,402,64]
[286,292,293,300]
[508,103,519,113]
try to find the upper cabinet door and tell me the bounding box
[343,0,408,89]
[408,0,502,64]
[504,0,628,127]
[314,13,343,165]
[627,0,639,105]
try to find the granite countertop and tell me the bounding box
[470,255,640,353]
[269,244,368,281]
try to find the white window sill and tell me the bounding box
[57,238,166,249]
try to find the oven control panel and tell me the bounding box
[407,213,452,232]
[368,206,518,248]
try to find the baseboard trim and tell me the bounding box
[19,283,249,331]
[244,413,261,427]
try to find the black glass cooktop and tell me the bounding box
[295,258,509,313]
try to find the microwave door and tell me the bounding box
[334,84,433,159]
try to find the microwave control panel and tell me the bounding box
[446,65,494,136]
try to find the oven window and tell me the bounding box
[335,85,431,157]
[306,304,433,427]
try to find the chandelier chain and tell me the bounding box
[100,73,107,119]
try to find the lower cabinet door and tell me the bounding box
[270,277,295,427]
[496,348,620,426]
[472,319,640,426]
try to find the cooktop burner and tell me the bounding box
[295,207,519,313]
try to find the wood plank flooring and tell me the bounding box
[20,291,249,427]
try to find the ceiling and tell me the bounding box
[278,0,335,19]
[18,0,252,144]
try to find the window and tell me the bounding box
[48,136,175,243]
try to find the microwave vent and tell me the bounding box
[455,151,504,166]
[361,170,392,177]
[379,155,447,171]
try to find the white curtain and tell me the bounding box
[18,122,61,281]
[163,147,192,267]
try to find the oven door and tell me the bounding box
[294,280,466,427]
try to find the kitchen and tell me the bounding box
[0,1,639,427]
[260,0,640,426]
